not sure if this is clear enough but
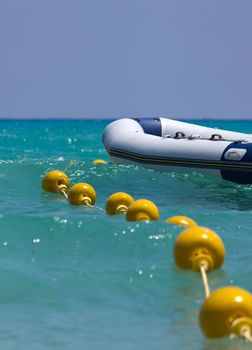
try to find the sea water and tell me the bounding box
[1,119,252,350]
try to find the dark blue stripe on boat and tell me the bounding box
[135,118,162,137]
[221,142,252,183]
[221,142,252,162]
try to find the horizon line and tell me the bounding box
[1,117,252,121]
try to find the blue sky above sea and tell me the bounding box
[1,0,252,120]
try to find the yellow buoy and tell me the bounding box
[173,226,225,272]
[199,286,252,339]
[41,170,70,196]
[68,183,96,205]
[126,199,160,221]
[165,215,197,227]
[92,159,107,165]
[105,192,135,215]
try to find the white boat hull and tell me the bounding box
[103,118,252,184]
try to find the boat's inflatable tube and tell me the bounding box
[103,118,252,184]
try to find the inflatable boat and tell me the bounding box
[103,118,252,184]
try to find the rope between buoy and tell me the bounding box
[240,326,252,342]
[82,200,104,212]
[61,190,68,199]
[200,262,210,298]
[116,204,128,214]
[59,187,69,199]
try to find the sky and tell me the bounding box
[1,0,252,119]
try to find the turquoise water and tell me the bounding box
[1,119,252,350]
